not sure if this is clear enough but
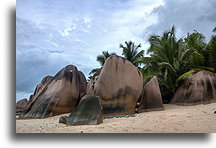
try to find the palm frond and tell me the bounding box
[119,41,143,66]
[89,68,101,75]
[213,27,216,32]
[191,51,205,66]
[177,69,196,82]
[96,55,106,66]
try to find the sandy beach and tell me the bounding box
[16,103,216,133]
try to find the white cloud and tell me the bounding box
[17,0,215,101]
[60,25,76,37]
[14,0,169,101]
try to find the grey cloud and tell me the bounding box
[16,47,91,100]
[145,0,216,41]
[16,18,92,100]
[16,0,164,101]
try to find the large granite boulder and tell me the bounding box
[87,55,143,117]
[20,65,87,119]
[16,98,29,113]
[33,75,53,95]
[138,76,164,112]
[86,69,101,95]
[59,95,103,125]
[171,71,215,105]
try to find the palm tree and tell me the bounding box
[96,51,116,66]
[142,26,215,102]
[184,31,207,68]
[213,26,216,32]
[141,26,191,101]
[178,30,215,81]
[88,51,116,79]
[205,27,216,72]
[119,41,144,67]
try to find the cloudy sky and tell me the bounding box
[16,0,216,101]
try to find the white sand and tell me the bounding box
[16,103,216,133]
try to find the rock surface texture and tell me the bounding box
[138,76,164,112]
[59,95,103,125]
[87,55,143,117]
[20,65,87,119]
[16,98,29,113]
[86,69,101,95]
[171,71,215,105]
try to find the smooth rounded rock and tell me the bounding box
[171,71,215,105]
[87,55,143,117]
[16,98,29,113]
[20,65,87,119]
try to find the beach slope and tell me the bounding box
[16,103,216,133]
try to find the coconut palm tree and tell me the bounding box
[184,31,207,68]
[119,41,144,67]
[206,27,216,72]
[96,51,116,66]
[208,36,216,71]
[88,51,116,79]
[208,34,216,88]
[141,26,191,101]
[177,30,215,81]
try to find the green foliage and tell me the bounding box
[96,51,116,66]
[190,51,205,66]
[141,26,216,102]
[177,69,197,83]
[89,68,101,75]
[88,51,116,80]
[184,29,216,72]
[119,41,144,67]
[213,26,216,32]
[206,30,216,72]
[141,26,189,100]
[184,31,206,53]
[88,25,216,102]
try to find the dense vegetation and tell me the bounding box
[89,26,216,102]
